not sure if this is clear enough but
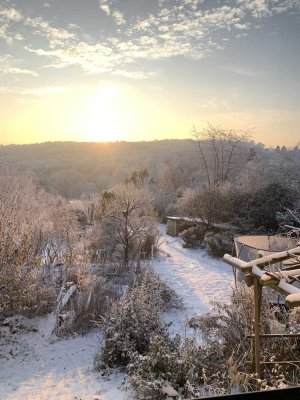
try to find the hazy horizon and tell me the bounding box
[0,0,299,147]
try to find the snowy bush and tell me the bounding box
[55,262,130,334]
[129,334,226,399]
[179,225,208,248]
[205,232,233,257]
[0,170,58,316]
[127,285,300,398]
[97,269,179,369]
[189,286,300,392]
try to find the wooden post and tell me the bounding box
[253,278,262,377]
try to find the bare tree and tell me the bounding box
[192,124,251,187]
[98,183,157,267]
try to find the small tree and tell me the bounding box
[98,183,157,266]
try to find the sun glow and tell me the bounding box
[71,83,130,142]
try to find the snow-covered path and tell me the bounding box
[153,224,234,336]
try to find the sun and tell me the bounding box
[71,83,130,142]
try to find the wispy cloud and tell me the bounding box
[18,86,64,95]
[1,1,300,80]
[112,69,153,79]
[0,85,64,96]
[0,54,38,76]
[99,0,111,16]
[0,66,39,76]
[221,64,266,78]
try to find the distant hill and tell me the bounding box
[0,140,200,198]
[0,140,298,199]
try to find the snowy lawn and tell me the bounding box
[0,314,129,400]
[0,224,233,399]
[153,224,234,337]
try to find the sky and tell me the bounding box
[0,0,299,147]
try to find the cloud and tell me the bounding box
[18,86,64,95]
[0,85,64,96]
[0,7,22,22]
[0,6,23,43]
[112,69,154,79]
[99,0,111,16]
[0,66,39,76]
[0,54,38,76]
[112,10,126,25]
[221,64,266,77]
[2,1,300,81]
[25,17,75,47]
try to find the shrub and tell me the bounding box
[98,269,179,369]
[0,266,56,317]
[179,225,208,248]
[205,232,233,257]
[128,334,226,399]
[128,285,300,398]
[189,286,300,391]
[55,263,127,334]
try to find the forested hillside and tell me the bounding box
[1,138,298,199]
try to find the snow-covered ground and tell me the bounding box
[0,314,129,400]
[0,224,233,399]
[154,224,234,337]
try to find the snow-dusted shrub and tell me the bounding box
[139,228,161,259]
[56,263,128,334]
[1,269,56,317]
[176,185,232,227]
[98,269,178,368]
[179,225,208,248]
[0,169,58,316]
[205,232,233,257]
[189,286,300,391]
[128,334,226,399]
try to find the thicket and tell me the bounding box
[97,268,179,369]
[103,285,300,399]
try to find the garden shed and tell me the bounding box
[166,216,202,237]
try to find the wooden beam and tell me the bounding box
[254,278,262,377]
[286,293,300,308]
[247,333,300,338]
[239,246,300,273]
[223,253,300,307]
[223,254,246,270]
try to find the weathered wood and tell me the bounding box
[223,254,246,270]
[239,246,300,272]
[254,278,262,377]
[259,361,300,365]
[223,254,300,300]
[247,333,300,338]
[285,293,300,308]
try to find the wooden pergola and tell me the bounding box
[223,245,300,376]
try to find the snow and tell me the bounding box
[0,314,129,400]
[0,223,233,399]
[153,224,234,337]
